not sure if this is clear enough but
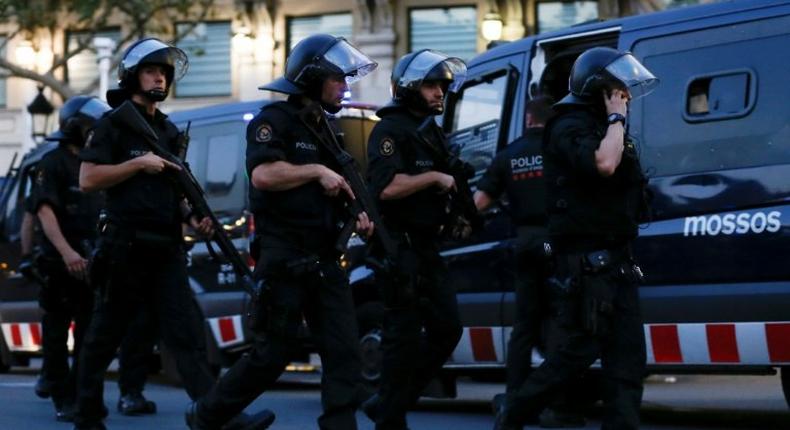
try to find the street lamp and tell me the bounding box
[27,86,54,143]
[481,11,504,43]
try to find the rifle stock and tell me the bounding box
[109,101,257,296]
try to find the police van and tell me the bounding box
[349,0,790,405]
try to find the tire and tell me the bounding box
[356,302,384,390]
[782,367,790,409]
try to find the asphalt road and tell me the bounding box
[0,361,788,429]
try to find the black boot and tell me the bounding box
[71,423,106,430]
[223,409,276,430]
[117,392,157,415]
[55,401,76,422]
[185,402,212,430]
[538,408,586,428]
[492,394,523,430]
[186,402,276,430]
[35,375,53,399]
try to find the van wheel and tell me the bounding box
[782,367,790,409]
[356,302,384,390]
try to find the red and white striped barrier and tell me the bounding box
[207,315,245,349]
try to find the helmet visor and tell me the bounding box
[121,39,189,82]
[323,39,378,84]
[78,98,111,120]
[604,53,658,99]
[398,50,467,93]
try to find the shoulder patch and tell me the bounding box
[256,123,273,143]
[36,168,45,185]
[84,130,94,148]
[379,137,395,157]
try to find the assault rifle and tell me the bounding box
[109,100,256,296]
[416,117,482,239]
[296,102,398,267]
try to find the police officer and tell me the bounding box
[475,96,585,428]
[29,96,108,421]
[73,38,272,430]
[493,47,658,430]
[363,49,467,430]
[186,34,376,430]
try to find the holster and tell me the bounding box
[550,248,644,336]
[247,254,321,336]
[378,241,420,309]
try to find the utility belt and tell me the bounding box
[98,217,181,246]
[549,246,644,336]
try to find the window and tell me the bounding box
[537,1,598,34]
[0,36,6,107]
[287,13,352,54]
[449,71,509,183]
[685,70,754,120]
[205,134,240,195]
[185,120,246,214]
[66,29,121,93]
[176,22,232,98]
[410,7,477,60]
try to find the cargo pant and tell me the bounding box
[505,247,646,430]
[196,233,365,430]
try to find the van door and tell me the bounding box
[625,13,790,324]
[441,53,523,366]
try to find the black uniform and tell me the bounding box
[194,99,364,430]
[504,106,647,429]
[366,105,463,430]
[31,145,103,413]
[477,128,550,392]
[73,102,216,428]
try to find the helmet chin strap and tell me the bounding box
[141,88,169,103]
[321,101,342,114]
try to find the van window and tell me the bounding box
[684,70,754,120]
[186,120,247,214]
[449,71,509,182]
[206,134,240,194]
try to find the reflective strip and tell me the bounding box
[219,318,237,343]
[29,323,41,347]
[2,323,44,352]
[706,324,739,363]
[208,315,245,349]
[766,323,790,362]
[10,324,22,347]
[448,322,790,367]
[649,325,683,363]
[469,327,497,362]
[450,327,505,364]
[644,322,790,365]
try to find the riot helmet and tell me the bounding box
[390,49,467,114]
[110,38,188,104]
[260,34,377,112]
[558,47,658,106]
[45,96,110,146]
